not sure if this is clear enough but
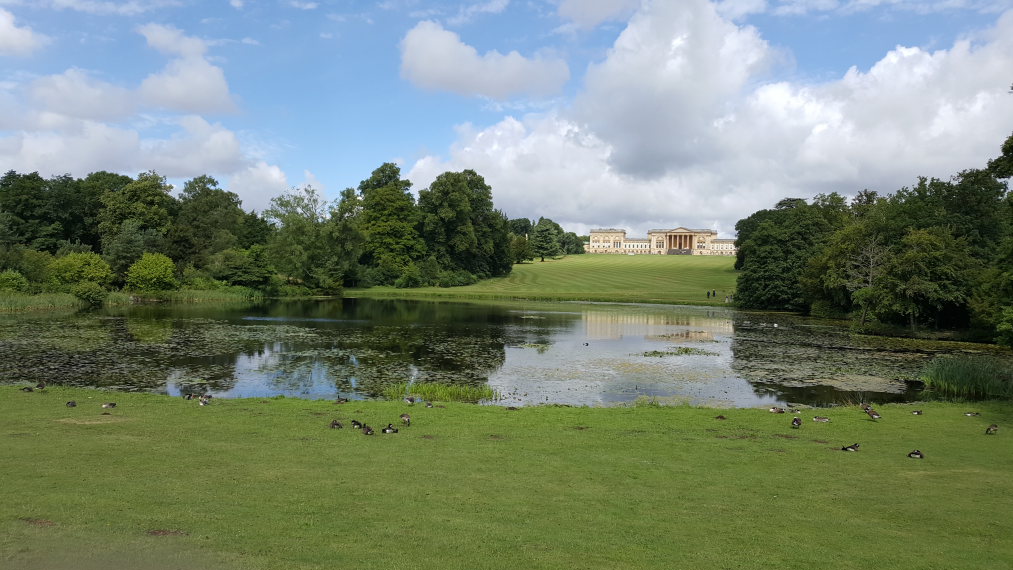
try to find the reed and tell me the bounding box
[131,287,263,303]
[381,381,500,403]
[0,291,80,312]
[921,355,1013,399]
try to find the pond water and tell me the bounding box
[0,298,1007,407]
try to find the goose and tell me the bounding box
[362,425,375,435]
[329,420,343,429]
[964,412,981,417]
[907,450,924,459]
[986,424,999,435]
[841,443,860,452]
[714,415,727,420]
[769,407,786,414]
[812,416,830,423]
[911,410,923,415]
[199,395,212,406]
[791,417,802,429]
[334,397,349,404]
[425,401,434,408]
[382,424,398,434]
[20,386,33,392]
[35,380,47,390]
[101,402,116,409]
[66,401,77,407]
[866,408,881,420]
[184,394,196,400]
[350,419,363,430]
[404,397,416,405]
[400,413,411,427]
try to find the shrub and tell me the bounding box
[0,269,29,292]
[437,269,477,287]
[49,252,112,287]
[126,253,179,292]
[394,263,425,289]
[996,306,1013,348]
[921,355,1013,399]
[71,281,108,307]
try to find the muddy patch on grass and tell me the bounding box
[55,416,130,425]
[488,434,506,440]
[570,425,590,430]
[420,434,436,440]
[20,518,55,527]
[811,439,830,444]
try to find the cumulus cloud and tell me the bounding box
[30,69,135,121]
[137,24,236,113]
[447,0,510,26]
[400,20,569,100]
[0,8,48,56]
[227,161,290,212]
[47,0,180,16]
[409,2,1013,236]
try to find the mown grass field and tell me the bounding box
[350,255,738,305]
[3,387,1011,570]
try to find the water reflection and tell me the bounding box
[0,298,1008,407]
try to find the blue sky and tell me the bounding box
[1,0,1012,237]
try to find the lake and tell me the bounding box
[0,297,1004,407]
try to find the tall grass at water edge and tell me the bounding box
[0,291,81,312]
[381,381,499,403]
[921,355,1013,399]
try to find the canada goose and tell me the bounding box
[769,407,785,414]
[714,415,727,420]
[329,420,343,429]
[860,403,872,412]
[66,401,77,407]
[199,394,212,406]
[866,408,881,420]
[841,443,860,452]
[791,417,802,429]
[20,386,33,392]
[964,412,981,416]
[425,401,434,408]
[400,413,411,426]
[812,416,830,423]
[334,397,349,404]
[404,397,416,405]
[362,425,374,435]
[986,424,999,435]
[184,393,195,400]
[382,424,398,434]
[907,450,924,459]
[350,419,363,430]
[101,402,116,409]
[911,410,923,415]
[35,380,47,390]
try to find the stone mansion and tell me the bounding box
[586,227,737,256]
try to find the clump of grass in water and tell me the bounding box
[642,347,719,357]
[382,382,500,403]
[921,356,1013,400]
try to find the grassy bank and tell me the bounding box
[350,255,738,305]
[3,387,1011,569]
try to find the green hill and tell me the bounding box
[351,255,738,305]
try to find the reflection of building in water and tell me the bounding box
[583,311,734,340]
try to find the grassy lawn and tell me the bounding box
[349,255,738,305]
[3,387,1011,569]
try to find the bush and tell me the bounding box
[49,252,112,287]
[996,306,1013,348]
[394,263,426,289]
[126,253,179,292]
[0,269,29,292]
[71,281,108,307]
[437,269,478,287]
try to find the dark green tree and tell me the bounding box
[530,217,562,262]
[358,163,425,285]
[97,171,177,250]
[167,175,244,268]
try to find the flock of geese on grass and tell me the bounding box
[20,381,1002,448]
[765,403,999,458]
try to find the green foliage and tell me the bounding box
[921,355,1013,399]
[510,233,534,263]
[48,252,112,287]
[996,306,1013,347]
[207,246,273,289]
[0,269,29,292]
[126,252,179,292]
[437,269,478,287]
[167,175,243,268]
[393,262,426,289]
[530,216,562,261]
[0,291,79,312]
[358,163,425,284]
[97,170,176,244]
[102,218,165,281]
[70,281,108,306]
[265,185,344,292]
[381,381,499,402]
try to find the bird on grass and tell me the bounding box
[404,396,416,405]
[986,424,999,435]
[812,416,830,423]
[184,393,196,400]
[400,413,411,427]
[791,417,802,429]
[841,443,860,452]
[907,450,924,459]
[866,408,881,420]
[199,394,212,406]
[714,415,727,420]
[382,424,399,434]
[101,402,116,409]
[911,410,923,415]
[965,412,981,416]
[769,407,785,414]
[21,386,34,392]
[350,419,363,430]
[425,401,434,408]
[66,401,77,407]
[35,380,47,390]
[362,425,375,435]
[334,397,349,404]
[329,420,343,429]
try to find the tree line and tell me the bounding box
[733,133,1013,347]
[0,162,581,301]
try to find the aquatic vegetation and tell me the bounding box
[642,347,720,357]
[381,381,499,403]
[0,292,80,312]
[921,356,1013,399]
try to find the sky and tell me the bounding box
[1,0,1012,238]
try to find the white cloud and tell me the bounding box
[716,0,768,20]
[288,1,318,9]
[47,0,180,16]
[409,2,1013,236]
[30,69,134,121]
[400,20,569,100]
[447,0,509,26]
[230,0,244,8]
[137,24,236,113]
[0,8,48,56]
[557,0,640,29]
[227,161,290,212]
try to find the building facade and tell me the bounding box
[585,227,736,256]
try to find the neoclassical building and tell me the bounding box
[586,227,737,256]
